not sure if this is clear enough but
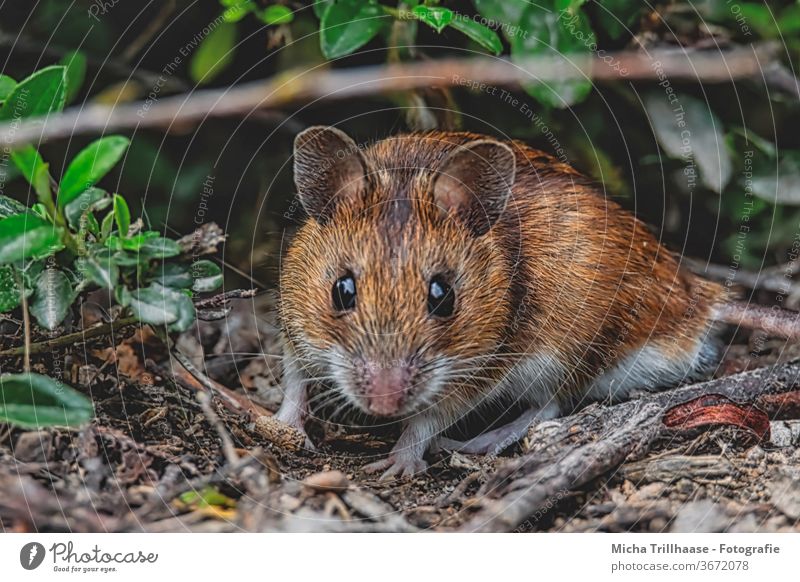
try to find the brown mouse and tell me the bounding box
[274,126,778,479]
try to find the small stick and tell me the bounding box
[194,288,257,309]
[14,270,31,373]
[197,391,240,467]
[0,315,140,359]
[0,44,780,148]
[714,301,800,340]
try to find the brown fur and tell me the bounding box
[280,131,724,420]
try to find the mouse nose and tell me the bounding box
[365,366,410,416]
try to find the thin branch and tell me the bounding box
[459,359,800,532]
[0,315,140,358]
[120,0,176,63]
[0,44,780,147]
[197,391,240,467]
[13,269,31,372]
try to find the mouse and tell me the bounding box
[274,125,787,479]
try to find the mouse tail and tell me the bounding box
[713,301,800,340]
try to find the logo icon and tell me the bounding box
[20,542,46,570]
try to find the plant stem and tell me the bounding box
[0,315,140,359]
[13,269,31,373]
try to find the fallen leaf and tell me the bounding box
[663,394,770,442]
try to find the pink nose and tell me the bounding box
[366,367,408,416]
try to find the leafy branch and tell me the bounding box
[0,64,225,430]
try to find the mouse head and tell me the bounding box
[280,126,517,419]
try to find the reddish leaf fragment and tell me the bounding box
[756,390,800,420]
[663,394,770,441]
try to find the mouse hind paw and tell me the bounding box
[363,454,428,480]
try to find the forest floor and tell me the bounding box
[1,297,800,533]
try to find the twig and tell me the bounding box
[0,44,780,147]
[13,270,31,372]
[687,258,800,295]
[161,341,269,419]
[194,288,257,309]
[458,359,800,532]
[0,315,140,358]
[197,391,240,467]
[121,0,176,62]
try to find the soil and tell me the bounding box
[1,299,799,533]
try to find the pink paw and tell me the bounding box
[363,455,428,480]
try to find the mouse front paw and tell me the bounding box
[363,454,428,480]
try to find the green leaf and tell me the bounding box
[190,260,223,292]
[750,152,800,205]
[0,213,63,264]
[0,75,16,103]
[320,0,387,59]
[0,66,67,121]
[313,0,332,19]
[449,17,503,54]
[0,373,93,429]
[58,136,130,209]
[510,2,594,108]
[594,0,641,40]
[64,187,109,230]
[59,50,87,104]
[113,193,131,237]
[0,194,27,219]
[111,251,141,267]
[155,263,193,288]
[260,4,294,25]
[0,265,21,312]
[106,231,180,257]
[643,92,732,194]
[100,211,114,240]
[31,203,48,219]
[75,248,118,290]
[190,21,237,84]
[222,1,255,22]
[412,5,453,33]
[128,283,195,331]
[30,268,74,330]
[473,0,528,25]
[10,145,53,208]
[139,236,181,258]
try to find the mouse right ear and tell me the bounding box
[293,126,368,223]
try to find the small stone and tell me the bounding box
[303,470,350,493]
[672,500,729,533]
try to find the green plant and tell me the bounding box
[196,1,643,107]
[0,64,223,429]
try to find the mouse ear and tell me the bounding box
[432,140,516,236]
[293,126,367,223]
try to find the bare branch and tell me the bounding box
[0,44,780,148]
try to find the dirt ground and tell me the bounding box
[1,299,800,533]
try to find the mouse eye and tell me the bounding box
[332,273,357,312]
[428,276,455,318]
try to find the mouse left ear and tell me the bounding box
[293,126,368,223]
[432,140,516,236]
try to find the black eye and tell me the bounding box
[428,276,455,317]
[332,274,357,312]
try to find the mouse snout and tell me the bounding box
[364,365,411,416]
